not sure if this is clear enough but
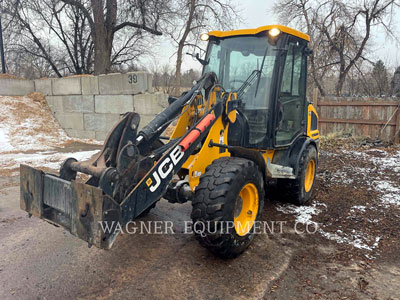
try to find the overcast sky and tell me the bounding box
[145,0,400,73]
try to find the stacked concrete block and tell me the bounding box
[83,113,121,132]
[134,92,168,130]
[0,72,166,141]
[46,94,96,139]
[81,76,99,95]
[34,79,52,96]
[62,95,94,113]
[46,95,64,114]
[95,95,134,114]
[147,73,153,93]
[98,72,149,95]
[58,113,84,130]
[0,79,35,96]
[52,77,82,95]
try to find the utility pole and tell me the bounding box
[0,14,6,73]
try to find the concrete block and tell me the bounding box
[0,79,35,95]
[95,95,134,114]
[138,115,156,131]
[98,72,148,95]
[45,96,53,107]
[81,76,99,95]
[62,95,94,113]
[134,93,167,115]
[52,77,82,95]
[65,129,96,139]
[54,113,83,130]
[155,92,169,106]
[95,131,109,141]
[46,96,64,114]
[84,113,121,132]
[34,79,52,95]
[147,73,153,93]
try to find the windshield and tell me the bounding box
[203,35,280,146]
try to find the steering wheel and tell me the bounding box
[229,79,245,89]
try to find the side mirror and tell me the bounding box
[186,52,209,66]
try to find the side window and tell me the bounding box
[276,40,307,146]
[281,43,303,96]
[281,47,293,93]
[204,43,221,77]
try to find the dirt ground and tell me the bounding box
[0,139,399,300]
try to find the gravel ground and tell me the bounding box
[0,139,399,300]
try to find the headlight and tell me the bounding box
[200,33,209,41]
[268,28,281,38]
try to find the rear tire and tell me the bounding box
[277,145,317,205]
[191,157,264,259]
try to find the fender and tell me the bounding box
[228,146,267,181]
[289,136,318,176]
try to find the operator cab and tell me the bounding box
[201,25,310,149]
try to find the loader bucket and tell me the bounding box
[20,164,121,249]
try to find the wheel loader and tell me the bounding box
[20,25,319,258]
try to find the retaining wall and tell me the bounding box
[0,72,168,141]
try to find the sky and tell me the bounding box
[144,0,400,73]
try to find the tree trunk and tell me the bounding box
[91,0,115,75]
[93,31,112,75]
[175,42,184,89]
[335,68,346,96]
[175,0,196,91]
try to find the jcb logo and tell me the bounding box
[147,146,185,192]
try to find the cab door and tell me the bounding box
[275,38,308,146]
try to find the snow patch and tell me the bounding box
[0,96,100,154]
[275,202,326,224]
[350,205,367,213]
[0,150,99,171]
[319,229,381,252]
[374,180,400,206]
[0,127,14,152]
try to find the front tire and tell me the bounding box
[191,157,265,259]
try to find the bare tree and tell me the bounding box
[169,0,241,87]
[150,62,176,94]
[60,0,172,74]
[2,0,173,76]
[371,59,389,96]
[274,0,399,96]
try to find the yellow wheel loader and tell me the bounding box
[20,25,319,258]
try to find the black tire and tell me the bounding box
[191,157,265,259]
[277,145,317,205]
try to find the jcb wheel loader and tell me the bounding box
[20,25,319,258]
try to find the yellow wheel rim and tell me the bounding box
[234,183,259,236]
[304,160,315,193]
